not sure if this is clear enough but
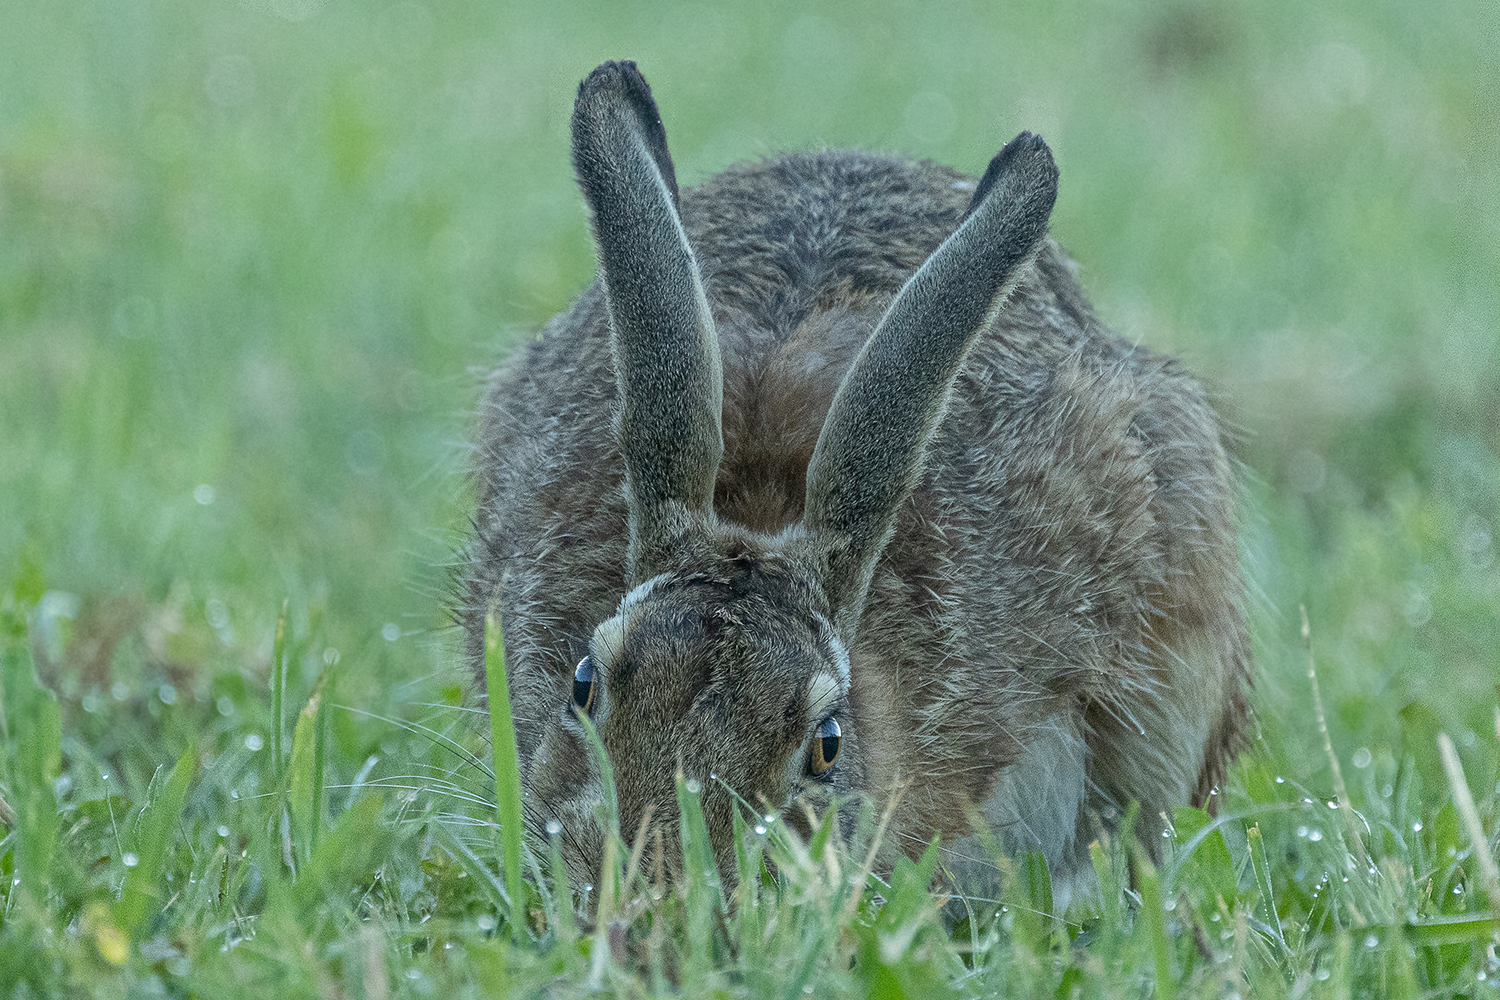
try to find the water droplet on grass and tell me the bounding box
[218,826,230,838]
[477,914,497,931]
[244,734,264,751]
[545,820,562,836]
[123,853,139,868]
[1352,747,1372,768]
[382,623,400,641]
[194,484,217,505]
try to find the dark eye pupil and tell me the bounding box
[810,716,841,775]
[572,656,596,713]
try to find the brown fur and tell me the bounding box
[459,62,1251,899]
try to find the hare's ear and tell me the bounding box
[802,133,1059,641]
[572,61,724,585]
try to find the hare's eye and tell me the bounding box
[572,656,597,715]
[808,716,841,776]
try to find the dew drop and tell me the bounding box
[1327,800,1339,810]
[1308,829,1323,842]
[1351,747,1372,768]
[545,820,562,836]
[218,825,230,838]
[754,825,767,836]
[244,733,264,751]
[684,778,702,794]
[1413,822,1423,832]
[1274,776,1285,784]
[476,914,497,932]
[123,853,140,868]
[1364,933,1379,949]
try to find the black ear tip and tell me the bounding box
[571,59,680,208]
[965,130,1059,220]
[577,60,649,104]
[576,60,661,132]
[994,131,1055,176]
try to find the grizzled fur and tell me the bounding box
[460,60,1251,899]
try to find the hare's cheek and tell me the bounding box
[528,727,599,810]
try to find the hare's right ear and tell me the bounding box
[802,133,1059,642]
[572,61,724,586]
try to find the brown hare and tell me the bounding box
[460,60,1251,908]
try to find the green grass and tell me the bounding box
[2,0,1499,995]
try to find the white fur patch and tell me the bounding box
[944,714,1090,912]
[616,572,671,616]
[807,672,841,724]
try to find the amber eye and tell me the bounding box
[808,716,841,776]
[572,656,596,714]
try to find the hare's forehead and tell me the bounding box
[595,573,850,711]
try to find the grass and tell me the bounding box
[2,0,1499,995]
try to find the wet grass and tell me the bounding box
[2,0,1499,995]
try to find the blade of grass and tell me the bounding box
[288,671,328,862]
[677,768,720,984]
[548,823,575,947]
[1436,731,1500,910]
[271,598,288,786]
[1133,842,1176,1000]
[2,632,61,909]
[1302,606,1368,867]
[117,749,194,935]
[1246,823,1289,969]
[484,613,527,940]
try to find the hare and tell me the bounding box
[460,60,1251,907]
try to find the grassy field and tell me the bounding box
[2,0,1498,995]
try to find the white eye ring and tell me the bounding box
[809,716,841,776]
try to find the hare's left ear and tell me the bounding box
[802,133,1059,642]
[571,61,724,586]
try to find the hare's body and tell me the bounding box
[463,64,1249,903]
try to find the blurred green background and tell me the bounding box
[2,0,1497,785]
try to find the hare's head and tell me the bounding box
[523,61,1059,888]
